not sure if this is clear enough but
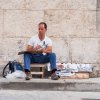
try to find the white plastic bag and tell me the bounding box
[6,70,26,79]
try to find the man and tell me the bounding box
[24,22,59,80]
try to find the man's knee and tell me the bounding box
[48,53,56,60]
[49,52,56,57]
[24,53,31,58]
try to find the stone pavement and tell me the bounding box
[0,77,100,91]
[0,90,100,100]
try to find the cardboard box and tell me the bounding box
[60,72,89,79]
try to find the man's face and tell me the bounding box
[38,24,46,34]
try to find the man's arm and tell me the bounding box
[42,46,52,53]
[26,45,52,53]
[27,45,33,52]
[26,45,40,52]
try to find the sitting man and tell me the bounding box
[24,22,59,80]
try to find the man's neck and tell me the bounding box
[38,34,45,41]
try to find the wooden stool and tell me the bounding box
[30,64,47,78]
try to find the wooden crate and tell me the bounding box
[31,64,47,78]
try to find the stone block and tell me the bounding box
[0,38,4,63]
[0,65,4,77]
[96,10,100,36]
[3,10,43,37]
[70,38,100,63]
[25,0,96,10]
[56,0,96,10]
[0,10,3,38]
[89,64,100,77]
[89,70,100,78]
[44,10,96,37]
[97,0,100,10]
[2,37,29,62]
[0,0,26,9]
[51,37,69,62]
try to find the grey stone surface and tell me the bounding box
[3,10,44,38]
[70,38,100,63]
[0,90,100,100]
[96,10,100,35]
[25,0,96,10]
[44,10,96,37]
[0,10,3,38]
[0,0,26,10]
[0,78,100,91]
[97,0,100,10]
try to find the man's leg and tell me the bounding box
[31,53,59,80]
[47,53,57,73]
[24,53,47,80]
[24,53,33,80]
[24,53,59,80]
[24,53,47,71]
[47,53,59,80]
[24,53,32,72]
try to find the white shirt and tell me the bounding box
[28,34,52,50]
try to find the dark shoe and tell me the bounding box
[25,72,32,80]
[51,73,60,80]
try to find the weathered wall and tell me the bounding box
[0,0,99,67]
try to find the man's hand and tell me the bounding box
[26,45,52,53]
[26,45,43,53]
[34,45,42,50]
[41,46,52,53]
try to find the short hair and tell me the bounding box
[39,22,47,29]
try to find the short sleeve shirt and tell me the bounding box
[28,34,52,49]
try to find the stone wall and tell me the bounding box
[0,0,100,68]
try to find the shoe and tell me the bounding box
[51,73,60,80]
[25,72,32,80]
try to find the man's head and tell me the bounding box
[38,22,47,34]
